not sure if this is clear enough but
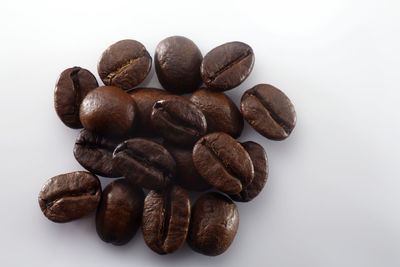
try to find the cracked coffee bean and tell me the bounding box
[155,36,203,94]
[73,129,121,178]
[163,142,211,191]
[54,67,98,128]
[79,86,137,137]
[128,88,170,136]
[188,192,239,256]
[241,84,296,140]
[192,132,254,194]
[190,88,243,138]
[112,138,176,190]
[96,179,144,246]
[98,39,152,90]
[38,171,101,223]
[229,141,268,202]
[151,95,207,146]
[142,185,191,254]
[200,41,254,91]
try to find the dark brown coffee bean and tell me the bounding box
[151,95,207,146]
[155,36,203,93]
[128,88,170,136]
[96,179,144,246]
[200,41,254,91]
[229,141,268,202]
[79,86,137,137]
[98,39,152,90]
[142,185,191,254]
[38,171,101,223]
[54,67,98,128]
[241,84,296,140]
[163,142,211,191]
[73,129,121,178]
[190,88,243,138]
[192,132,254,194]
[188,192,239,256]
[112,138,176,190]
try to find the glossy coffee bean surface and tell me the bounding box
[73,129,121,178]
[229,141,268,202]
[192,132,254,194]
[112,138,176,190]
[163,142,211,191]
[54,67,98,128]
[128,88,170,136]
[241,84,296,140]
[96,179,144,246]
[142,185,191,254]
[151,95,207,146]
[155,36,203,93]
[190,88,243,138]
[188,192,239,256]
[79,86,137,137]
[200,41,254,91]
[98,39,152,90]
[38,171,101,223]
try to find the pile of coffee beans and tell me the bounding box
[39,36,297,256]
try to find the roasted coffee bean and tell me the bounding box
[97,39,152,90]
[188,192,239,256]
[54,67,98,128]
[96,179,144,246]
[155,36,203,93]
[151,95,207,146]
[38,171,101,223]
[142,185,191,254]
[192,132,254,194]
[241,84,296,140]
[128,88,170,136]
[200,41,254,91]
[163,142,211,191]
[112,138,176,190]
[79,86,137,137]
[229,141,268,202]
[73,129,121,178]
[190,88,243,138]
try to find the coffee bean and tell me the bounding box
[151,95,207,146]
[192,132,254,194]
[155,36,203,93]
[241,84,296,140]
[73,129,121,178]
[79,86,137,137]
[98,39,152,90]
[188,192,239,256]
[96,179,144,246]
[128,88,170,136]
[38,171,101,223]
[189,88,243,138]
[229,141,268,202]
[142,185,191,254]
[112,138,176,190]
[200,41,254,91]
[163,142,211,191]
[54,67,98,128]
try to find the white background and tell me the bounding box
[1,0,399,266]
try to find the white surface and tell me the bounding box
[1,0,399,266]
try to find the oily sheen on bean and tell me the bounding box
[38,171,101,223]
[142,185,191,254]
[112,138,176,190]
[192,132,254,194]
[188,192,239,256]
[98,39,152,90]
[96,179,144,246]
